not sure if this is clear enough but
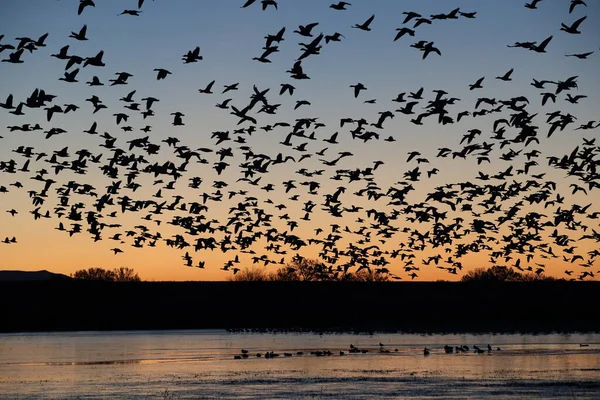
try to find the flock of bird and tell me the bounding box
[232,342,501,359]
[1,0,599,281]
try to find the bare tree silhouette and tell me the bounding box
[71,267,140,282]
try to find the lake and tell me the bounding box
[1,330,599,399]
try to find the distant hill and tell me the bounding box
[0,270,71,282]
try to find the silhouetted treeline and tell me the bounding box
[1,280,598,333]
[229,263,390,282]
[71,267,141,282]
[460,265,556,282]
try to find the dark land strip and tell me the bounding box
[1,281,599,333]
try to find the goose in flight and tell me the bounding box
[119,10,142,16]
[280,83,295,95]
[265,27,285,48]
[421,42,441,59]
[524,0,543,9]
[86,76,103,86]
[109,71,133,85]
[352,15,375,31]
[569,0,586,14]
[199,80,215,94]
[51,45,70,60]
[154,68,172,80]
[459,11,477,18]
[0,94,14,109]
[83,50,105,67]
[70,25,88,41]
[59,68,79,83]
[496,68,514,81]
[560,16,586,34]
[413,18,432,28]
[469,77,485,90]
[350,83,366,98]
[294,23,319,37]
[171,112,185,126]
[253,46,279,63]
[530,35,552,53]
[565,51,593,59]
[325,32,344,43]
[409,87,424,99]
[78,0,95,15]
[394,27,415,41]
[402,11,421,24]
[223,83,239,93]
[330,2,350,10]
[2,48,24,63]
[565,94,586,104]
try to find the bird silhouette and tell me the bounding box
[565,51,593,59]
[330,2,351,11]
[421,42,441,59]
[561,16,586,34]
[154,68,172,80]
[78,0,95,15]
[525,0,543,10]
[496,68,514,81]
[394,27,415,41]
[70,25,88,41]
[352,15,375,31]
[469,77,485,90]
[119,10,142,16]
[350,83,366,98]
[83,50,105,67]
[199,80,215,94]
[294,23,319,37]
[531,35,553,53]
[569,0,587,14]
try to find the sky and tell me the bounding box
[0,0,599,281]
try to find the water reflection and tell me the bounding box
[0,330,599,399]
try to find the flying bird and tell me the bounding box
[530,35,553,53]
[469,77,485,90]
[394,27,415,41]
[199,80,215,94]
[294,23,319,37]
[565,51,593,59]
[569,0,587,14]
[70,25,88,41]
[330,2,350,10]
[350,83,366,98]
[154,68,172,80]
[560,16,586,34]
[119,10,142,16]
[496,68,514,81]
[78,0,95,15]
[524,0,543,9]
[352,15,375,31]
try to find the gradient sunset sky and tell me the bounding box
[0,0,599,281]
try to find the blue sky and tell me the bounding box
[0,0,599,281]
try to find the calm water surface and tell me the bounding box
[1,330,599,399]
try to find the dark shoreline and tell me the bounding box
[1,281,599,334]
